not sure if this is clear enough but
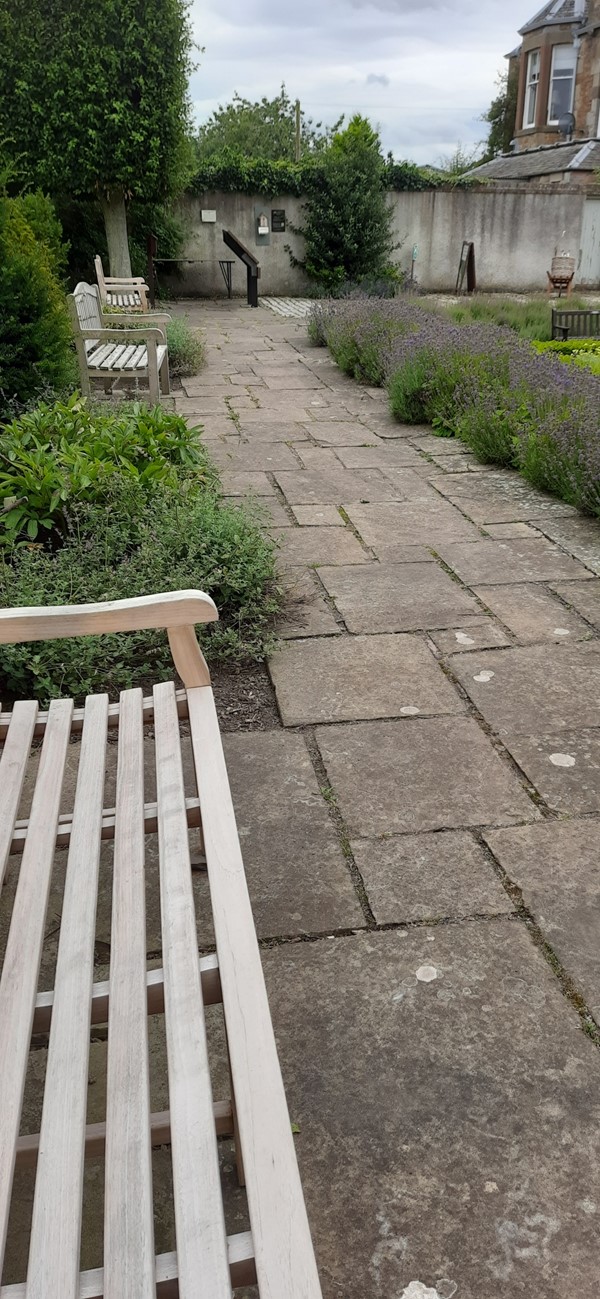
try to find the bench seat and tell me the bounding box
[69,283,171,403]
[0,592,322,1299]
[85,337,168,375]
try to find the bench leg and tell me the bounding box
[225,1032,246,1187]
[160,350,171,397]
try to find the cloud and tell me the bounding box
[191,0,527,164]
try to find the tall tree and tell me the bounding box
[0,0,193,275]
[482,64,520,160]
[198,85,342,161]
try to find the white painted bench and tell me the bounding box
[69,283,171,404]
[0,591,322,1299]
[95,255,149,310]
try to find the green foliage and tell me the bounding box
[290,116,397,293]
[533,338,600,374]
[15,192,68,280]
[166,317,205,377]
[0,0,194,204]
[432,144,483,178]
[198,85,342,161]
[434,294,587,342]
[0,396,213,546]
[189,152,480,197]
[481,63,520,161]
[0,478,282,702]
[0,196,73,418]
[56,197,185,283]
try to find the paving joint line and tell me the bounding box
[301,727,377,928]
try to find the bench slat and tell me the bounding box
[33,953,221,1034]
[104,689,154,1299]
[85,342,116,368]
[0,700,37,892]
[188,686,323,1299]
[154,680,231,1297]
[123,345,146,370]
[26,694,109,1299]
[1,1232,257,1298]
[0,699,73,1275]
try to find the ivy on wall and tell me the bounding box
[188,150,478,197]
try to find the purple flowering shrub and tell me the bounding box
[309,295,600,516]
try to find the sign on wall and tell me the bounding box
[271,210,286,233]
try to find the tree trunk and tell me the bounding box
[101,190,132,277]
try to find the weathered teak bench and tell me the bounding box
[0,592,322,1298]
[69,283,171,404]
[95,255,150,311]
[551,307,600,340]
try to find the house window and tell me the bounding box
[524,49,540,127]
[547,44,576,123]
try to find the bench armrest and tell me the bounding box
[104,276,148,287]
[0,592,218,688]
[80,328,166,343]
[102,312,171,327]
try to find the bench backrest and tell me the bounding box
[94,254,108,304]
[69,283,103,335]
[552,307,600,339]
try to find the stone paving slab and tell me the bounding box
[428,618,511,654]
[274,465,400,505]
[438,538,593,586]
[501,728,600,814]
[410,434,465,455]
[473,583,592,644]
[485,820,600,1020]
[484,522,544,539]
[352,830,513,923]
[223,731,363,935]
[426,451,491,474]
[316,717,537,835]
[333,443,421,469]
[219,470,274,496]
[235,415,312,439]
[291,504,344,526]
[269,634,465,725]
[275,527,369,567]
[222,495,292,528]
[277,571,342,638]
[376,469,443,503]
[206,440,299,471]
[431,472,577,524]
[550,579,600,629]
[262,922,600,1298]
[304,421,384,446]
[451,642,600,734]
[319,562,479,633]
[345,501,480,550]
[535,516,600,575]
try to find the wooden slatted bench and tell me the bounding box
[69,283,171,404]
[0,592,322,1299]
[95,255,150,311]
[551,307,600,340]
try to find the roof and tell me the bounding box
[520,0,587,35]
[468,138,600,180]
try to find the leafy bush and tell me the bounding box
[0,476,281,703]
[189,151,478,197]
[311,294,600,516]
[290,117,397,294]
[433,294,589,342]
[0,396,212,546]
[166,317,205,377]
[533,338,600,374]
[0,196,74,418]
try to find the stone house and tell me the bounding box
[512,0,600,150]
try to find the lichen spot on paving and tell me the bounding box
[549,752,576,767]
[415,964,439,983]
[473,669,495,682]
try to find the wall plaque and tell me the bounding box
[271,209,286,233]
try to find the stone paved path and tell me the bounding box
[176,300,600,1298]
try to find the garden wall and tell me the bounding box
[166,187,592,297]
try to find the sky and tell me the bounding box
[190,0,530,165]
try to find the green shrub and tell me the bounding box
[16,192,68,281]
[0,477,281,702]
[166,317,205,377]
[435,294,589,342]
[533,338,600,374]
[0,197,73,417]
[0,396,213,546]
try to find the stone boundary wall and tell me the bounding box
[163,186,594,297]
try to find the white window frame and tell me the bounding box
[547,44,576,124]
[523,49,540,128]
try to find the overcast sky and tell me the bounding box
[190,0,529,165]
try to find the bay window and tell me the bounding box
[524,49,540,127]
[547,44,576,123]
